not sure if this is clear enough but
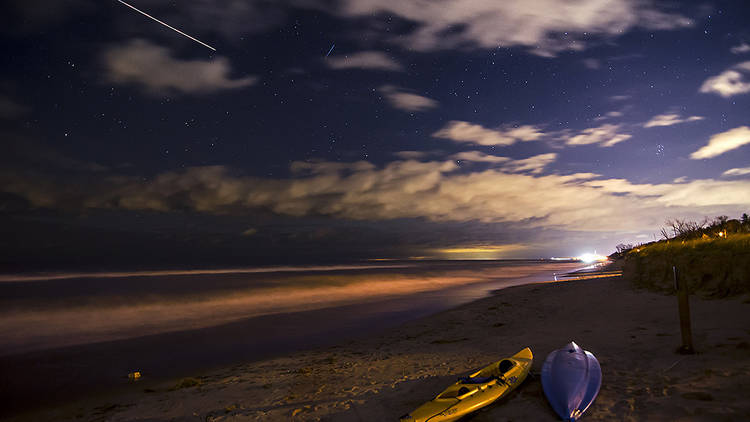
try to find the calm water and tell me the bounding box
[0,260,580,416]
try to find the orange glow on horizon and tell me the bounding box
[433,244,529,259]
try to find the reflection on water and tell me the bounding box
[0,261,580,355]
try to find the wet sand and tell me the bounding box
[7,271,750,421]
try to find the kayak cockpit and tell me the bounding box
[437,385,480,400]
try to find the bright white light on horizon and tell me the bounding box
[577,253,608,263]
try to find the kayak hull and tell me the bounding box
[400,347,533,422]
[542,342,601,421]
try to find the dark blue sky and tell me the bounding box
[2,0,749,269]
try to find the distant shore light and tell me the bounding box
[577,253,608,263]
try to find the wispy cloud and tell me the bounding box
[326,51,403,71]
[690,126,750,159]
[722,167,750,177]
[731,42,750,55]
[433,121,543,146]
[0,94,29,119]
[562,124,631,147]
[699,61,750,98]
[335,0,691,56]
[102,39,257,95]
[451,151,510,164]
[173,0,288,38]
[582,58,601,69]
[394,150,433,160]
[450,152,556,174]
[643,113,703,128]
[502,153,558,174]
[378,85,437,112]
[594,110,624,121]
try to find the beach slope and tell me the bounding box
[11,273,750,421]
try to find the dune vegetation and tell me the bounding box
[614,214,750,297]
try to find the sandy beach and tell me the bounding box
[8,269,750,422]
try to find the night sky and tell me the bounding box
[1,0,749,269]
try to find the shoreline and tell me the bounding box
[0,260,580,357]
[0,263,579,419]
[7,268,750,421]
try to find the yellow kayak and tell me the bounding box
[400,348,533,422]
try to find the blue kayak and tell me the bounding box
[541,342,601,421]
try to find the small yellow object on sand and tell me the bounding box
[128,371,142,381]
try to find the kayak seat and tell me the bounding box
[498,359,514,374]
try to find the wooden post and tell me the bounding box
[674,266,694,354]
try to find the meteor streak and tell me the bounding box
[116,0,216,51]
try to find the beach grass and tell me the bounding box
[622,233,750,297]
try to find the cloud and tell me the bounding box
[582,58,600,69]
[378,85,438,112]
[643,113,704,128]
[583,177,750,209]
[594,110,624,121]
[450,151,556,174]
[335,0,691,55]
[326,51,403,71]
[433,121,544,146]
[699,61,750,98]
[394,151,432,160]
[502,153,557,174]
[5,157,750,234]
[0,95,29,119]
[563,124,631,147]
[731,43,750,55]
[722,167,750,177]
[170,0,288,38]
[112,0,290,41]
[690,126,750,160]
[451,151,510,164]
[102,39,257,95]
